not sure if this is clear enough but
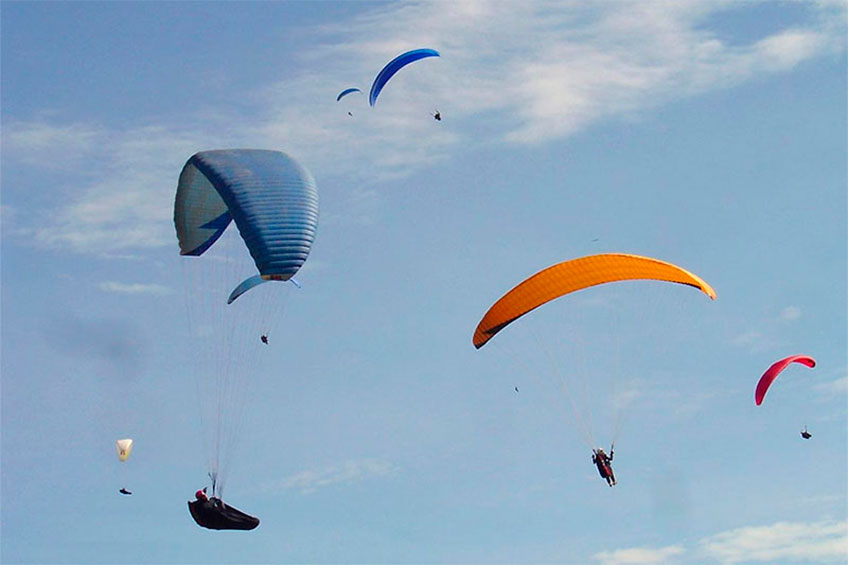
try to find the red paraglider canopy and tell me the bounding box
[755,355,816,406]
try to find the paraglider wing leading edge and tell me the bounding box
[473,253,716,349]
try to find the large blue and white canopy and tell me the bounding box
[174,149,319,302]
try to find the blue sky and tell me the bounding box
[2,1,846,563]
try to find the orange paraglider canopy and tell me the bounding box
[473,253,716,349]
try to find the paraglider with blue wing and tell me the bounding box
[175,149,319,530]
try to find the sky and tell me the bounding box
[1,1,846,563]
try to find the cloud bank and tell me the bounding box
[594,519,848,564]
[4,1,844,255]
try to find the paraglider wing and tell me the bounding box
[754,355,816,405]
[175,149,319,301]
[369,48,440,106]
[473,253,716,349]
[336,87,361,101]
[188,499,260,531]
[116,439,133,462]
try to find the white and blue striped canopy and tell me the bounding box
[174,149,319,301]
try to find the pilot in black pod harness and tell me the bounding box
[188,478,259,531]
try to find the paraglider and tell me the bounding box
[369,48,440,106]
[115,438,133,495]
[336,87,361,101]
[337,88,362,117]
[754,355,816,406]
[472,253,715,468]
[175,149,319,527]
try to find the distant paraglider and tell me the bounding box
[116,438,133,495]
[369,48,440,107]
[473,253,716,477]
[754,355,816,406]
[337,88,362,117]
[336,87,361,102]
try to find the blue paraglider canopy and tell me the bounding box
[369,48,440,107]
[174,149,319,302]
[336,87,361,101]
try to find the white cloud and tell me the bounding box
[595,520,848,564]
[612,386,642,412]
[780,306,802,321]
[98,281,173,295]
[595,545,685,565]
[260,458,399,495]
[698,520,848,564]
[2,120,105,169]
[731,328,784,353]
[672,391,716,419]
[754,29,832,71]
[5,121,210,253]
[732,330,763,347]
[815,375,848,397]
[4,2,844,255]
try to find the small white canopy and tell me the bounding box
[116,439,133,462]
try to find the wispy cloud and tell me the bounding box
[9,124,209,253]
[2,120,105,169]
[595,545,685,565]
[698,520,848,564]
[4,2,844,255]
[594,520,848,564]
[671,391,717,419]
[732,329,765,348]
[99,281,173,296]
[779,306,802,321]
[260,458,399,495]
[612,386,642,412]
[815,375,848,397]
